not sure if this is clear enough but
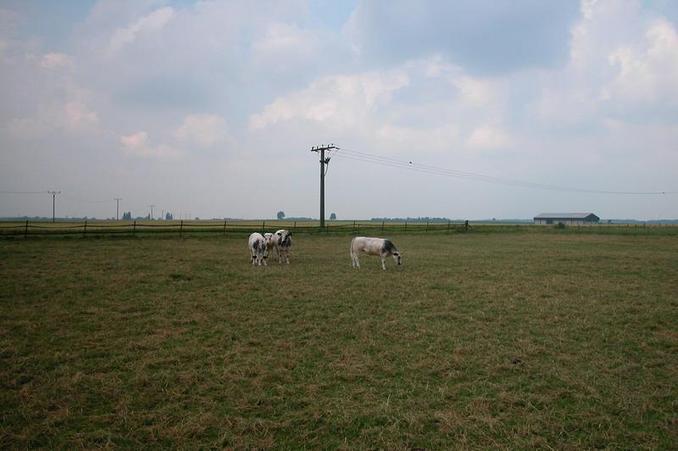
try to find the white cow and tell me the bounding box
[264,232,274,252]
[266,229,292,264]
[350,236,402,270]
[248,232,268,266]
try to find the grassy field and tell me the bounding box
[1,233,677,448]
[2,219,677,238]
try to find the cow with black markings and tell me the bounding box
[350,236,402,270]
[267,229,293,264]
[248,232,268,266]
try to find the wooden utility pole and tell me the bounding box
[47,191,60,223]
[310,144,338,228]
[115,198,122,220]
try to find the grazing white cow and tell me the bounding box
[350,236,402,270]
[248,232,268,266]
[264,232,274,252]
[266,229,292,264]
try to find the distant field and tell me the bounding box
[1,233,677,448]
[1,219,676,237]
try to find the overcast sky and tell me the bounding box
[1,0,677,220]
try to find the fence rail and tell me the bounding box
[0,219,470,237]
[0,220,675,238]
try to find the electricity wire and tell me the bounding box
[334,148,676,195]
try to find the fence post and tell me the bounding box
[426,220,429,232]
[262,220,266,233]
[294,221,297,231]
[353,220,356,234]
[405,220,407,231]
[381,220,385,232]
[447,220,451,232]
[83,220,88,237]
[133,220,137,236]
[24,220,29,238]
[180,220,183,238]
[223,220,227,235]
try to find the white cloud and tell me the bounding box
[109,7,174,52]
[603,19,678,106]
[120,131,179,158]
[1,0,677,220]
[64,101,98,129]
[454,76,498,108]
[466,125,512,150]
[532,0,678,127]
[248,57,513,154]
[40,52,73,69]
[174,114,229,148]
[376,123,460,151]
[5,115,51,139]
[249,70,409,130]
[423,57,501,108]
[0,7,18,32]
[252,22,317,59]
[5,100,98,138]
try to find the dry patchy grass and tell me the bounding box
[1,233,677,449]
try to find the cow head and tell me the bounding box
[277,230,292,247]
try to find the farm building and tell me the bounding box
[533,213,600,225]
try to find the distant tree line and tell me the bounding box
[120,211,174,220]
[370,217,452,223]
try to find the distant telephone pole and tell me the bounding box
[115,198,122,220]
[310,144,338,228]
[47,190,61,222]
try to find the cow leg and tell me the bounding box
[381,256,386,270]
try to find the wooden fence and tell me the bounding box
[0,219,471,238]
[1,220,674,238]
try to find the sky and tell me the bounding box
[1,0,677,220]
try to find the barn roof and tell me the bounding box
[534,213,599,219]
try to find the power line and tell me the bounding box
[1,191,119,203]
[334,148,676,196]
[61,193,111,204]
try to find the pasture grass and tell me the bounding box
[1,233,677,448]
[2,219,677,238]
